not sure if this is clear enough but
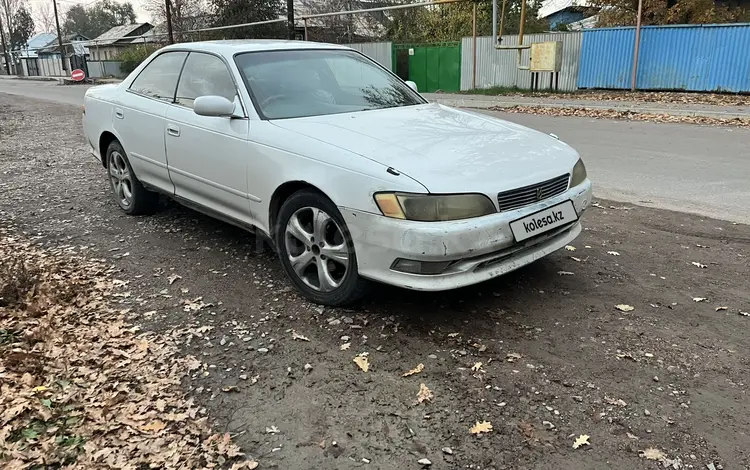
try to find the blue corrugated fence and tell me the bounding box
[578,23,750,93]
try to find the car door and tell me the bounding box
[164,52,253,226]
[115,51,187,193]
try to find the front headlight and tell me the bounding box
[571,158,587,187]
[374,193,496,221]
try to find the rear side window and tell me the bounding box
[130,51,188,101]
[175,52,237,109]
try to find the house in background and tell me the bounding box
[538,0,599,30]
[16,32,56,76]
[89,23,153,61]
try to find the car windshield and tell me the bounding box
[234,49,426,119]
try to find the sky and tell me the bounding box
[28,0,151,31]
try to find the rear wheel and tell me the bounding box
[106,141,158,215]
[275,190,369,306]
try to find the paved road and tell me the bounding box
[2,79,749,223]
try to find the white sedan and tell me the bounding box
[82,40,592,306]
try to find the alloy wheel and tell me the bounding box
[284,207,349,292]
[109,151,133,208]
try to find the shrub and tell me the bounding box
[116,45,161,74]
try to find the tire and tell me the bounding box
[275,189,370,306]
[106,141,158,215]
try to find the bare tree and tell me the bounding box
[34,1,56,33]
[0,0,23,39]
[144,0,210,40]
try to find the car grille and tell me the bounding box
[496,174,570,212]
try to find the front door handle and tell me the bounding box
[167,124,180,137]
[114,108,124,119]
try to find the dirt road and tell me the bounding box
[1,94,749,469]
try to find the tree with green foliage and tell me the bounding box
[117,44,160,73]
[387,0,547,43]
[592,0,750,26]
[63,0,137,38]
[208,0,285,39]
[9,4,32,49]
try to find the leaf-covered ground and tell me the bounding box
[0,229,258,469]
[498,105,750,127]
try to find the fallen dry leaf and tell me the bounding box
[167,274,182,285]
[626,432,640,440]
[340,342,351,350]
[691,261,707,268]
[416,383,433,403]
[570,256,581,262]
[447,332,460,338]
[740,311,750,317]
[639,447,667,461]
[506,352,522,362]
[715,306,728,311]
[403,363,424,377]
[469,421,493,434]
[141,420,167,433]
[607,251,620,256]
[565,245,576,251]
[353,355,369,372]
[291,330,310,341]
[615,304,635,312]
[557,271,574,276]
[573,434,590,449]
[692,297,707,302]
[471,362,483,372]
[222,386,240,393]
[230,461,259,470]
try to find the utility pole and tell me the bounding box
[53,0,67,72]
[286,0,295,40]
[0,16,10,75]
[631,0,643,91]
[165,0,174,44]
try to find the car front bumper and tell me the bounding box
[340,180,592,291]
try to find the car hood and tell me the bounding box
[271,103,580,194]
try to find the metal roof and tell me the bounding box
[538,0,592,19]
[18,33,57,56]
[93,23,153,45]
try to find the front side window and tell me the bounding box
[234,49,425,119]
[175,52,237,109]
[129,51,188,101]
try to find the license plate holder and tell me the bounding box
[510,201,578,242]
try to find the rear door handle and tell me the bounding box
[167,124,180,137]
[114,108,124,119]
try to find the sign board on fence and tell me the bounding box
[530,41,563,72]
[71,69,85,81]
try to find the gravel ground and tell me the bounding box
[2,93,750,470]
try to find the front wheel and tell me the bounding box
[275,190,369,306]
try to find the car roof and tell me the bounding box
[161,39,353,56]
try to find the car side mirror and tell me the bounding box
[405,80,418,93]
[194,95,236,117]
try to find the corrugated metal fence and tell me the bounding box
[349,42,393,71]
[578,23,750,92]
[87,60,125,79]
[460,32,582,92]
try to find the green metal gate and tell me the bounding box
[392,42,461,93]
